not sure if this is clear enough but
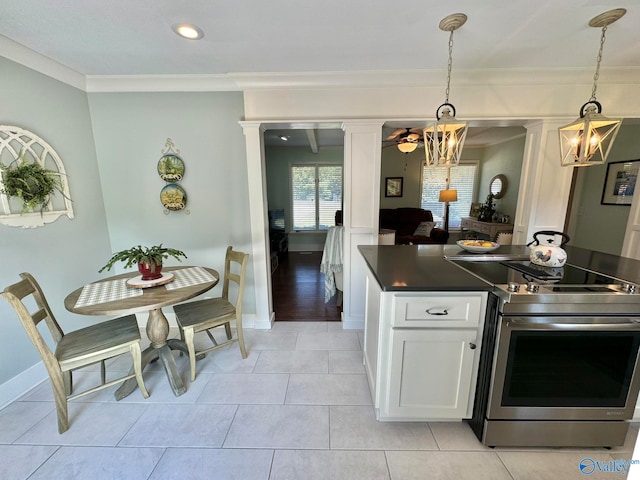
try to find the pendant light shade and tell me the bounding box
[559,101,621,166]
[424,103,468,167]
[559,8,625,167]
[424,13,468,168]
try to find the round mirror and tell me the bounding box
[490,174,507,199]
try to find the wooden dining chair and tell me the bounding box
[1,272,149,433]
[173,246,250,381]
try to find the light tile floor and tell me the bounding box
[1,321,638,479]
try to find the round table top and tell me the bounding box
[64,266,219,316]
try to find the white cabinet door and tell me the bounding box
[383,328,478,420]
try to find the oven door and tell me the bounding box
[487,316,640,420]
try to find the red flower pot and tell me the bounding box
[138,261,163,281]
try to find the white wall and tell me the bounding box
[241,79,640,329]
[0,58,112,401]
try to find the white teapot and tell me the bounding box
[526,231,570,268]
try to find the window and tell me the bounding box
[291,164,342,231]
[420,163,478,229]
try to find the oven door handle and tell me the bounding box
[507,318,640,330]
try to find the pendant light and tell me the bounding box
[424,13,468,168]
[559,8,625,167]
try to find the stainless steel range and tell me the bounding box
[448,253,640,448]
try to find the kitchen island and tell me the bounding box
[359,243,640,428]
[359,244,492,421]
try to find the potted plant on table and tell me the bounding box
[99,244,187,280]
[477,193,496,222]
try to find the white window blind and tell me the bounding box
[421,164,477,229]
[291,164,342,231]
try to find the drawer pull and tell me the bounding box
[425,308,448,316]
[470,343,477,350]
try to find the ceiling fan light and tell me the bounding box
[397,141,418,153]
[423,108,468,167]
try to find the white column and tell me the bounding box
[513,119,574,244]
[341,120,384,329]
[239,121,273,329]
[622,185,640,259]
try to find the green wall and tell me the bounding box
[0,58,112,390]
[477,135,526,222]
[0,57,254,402]
[568,123,640,254]
[87,91,254,308]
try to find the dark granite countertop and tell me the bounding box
[358,244,640,292]
[358,244,491,292]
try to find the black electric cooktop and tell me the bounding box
[451,260,619,288]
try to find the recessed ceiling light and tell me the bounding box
[172,23,204,40]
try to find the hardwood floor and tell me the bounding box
[271,251,342,321]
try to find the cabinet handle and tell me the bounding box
[425,308,448,316]
[469,343,477,350]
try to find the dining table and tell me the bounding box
[64,265,219,399]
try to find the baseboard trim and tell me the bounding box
[0,361,47,410]
[342,319,365,330]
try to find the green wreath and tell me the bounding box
[1,155,64,213]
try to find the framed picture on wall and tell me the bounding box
[385,177,403,197]
[601,159,640,205]
[469,203,482,218]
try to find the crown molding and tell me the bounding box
[3,36,640,94]
[0,35,85,90]
[84,67,640,93]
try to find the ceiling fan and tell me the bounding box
[383,128,424,153]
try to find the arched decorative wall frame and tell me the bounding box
[0,126,74,228]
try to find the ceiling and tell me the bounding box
[2,1,637,151]
[1,1,638,77]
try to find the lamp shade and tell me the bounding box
[559,104,621,166]
[439,189,458,202]
[424,107,468,167]
[397,140,418,153]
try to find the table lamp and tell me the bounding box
[439,189,458,232]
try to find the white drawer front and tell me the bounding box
[393,295,482,328]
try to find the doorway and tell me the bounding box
[263,127,345,321]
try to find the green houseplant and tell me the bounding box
[477,193,496,222]
[99,244,187,280]
[0,152,65,214]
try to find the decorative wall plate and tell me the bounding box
[160,183,187,211]
[157,154,185,182]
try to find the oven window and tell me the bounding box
[502,331,640,407]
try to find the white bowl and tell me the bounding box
[456,240,500,253]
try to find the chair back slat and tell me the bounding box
[2,273,63,370]
[220,246,249,316]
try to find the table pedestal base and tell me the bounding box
[115,308,192,400]
[115,339,190,400]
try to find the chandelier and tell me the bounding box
[424,13,468,168]
[558,9,625,167]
